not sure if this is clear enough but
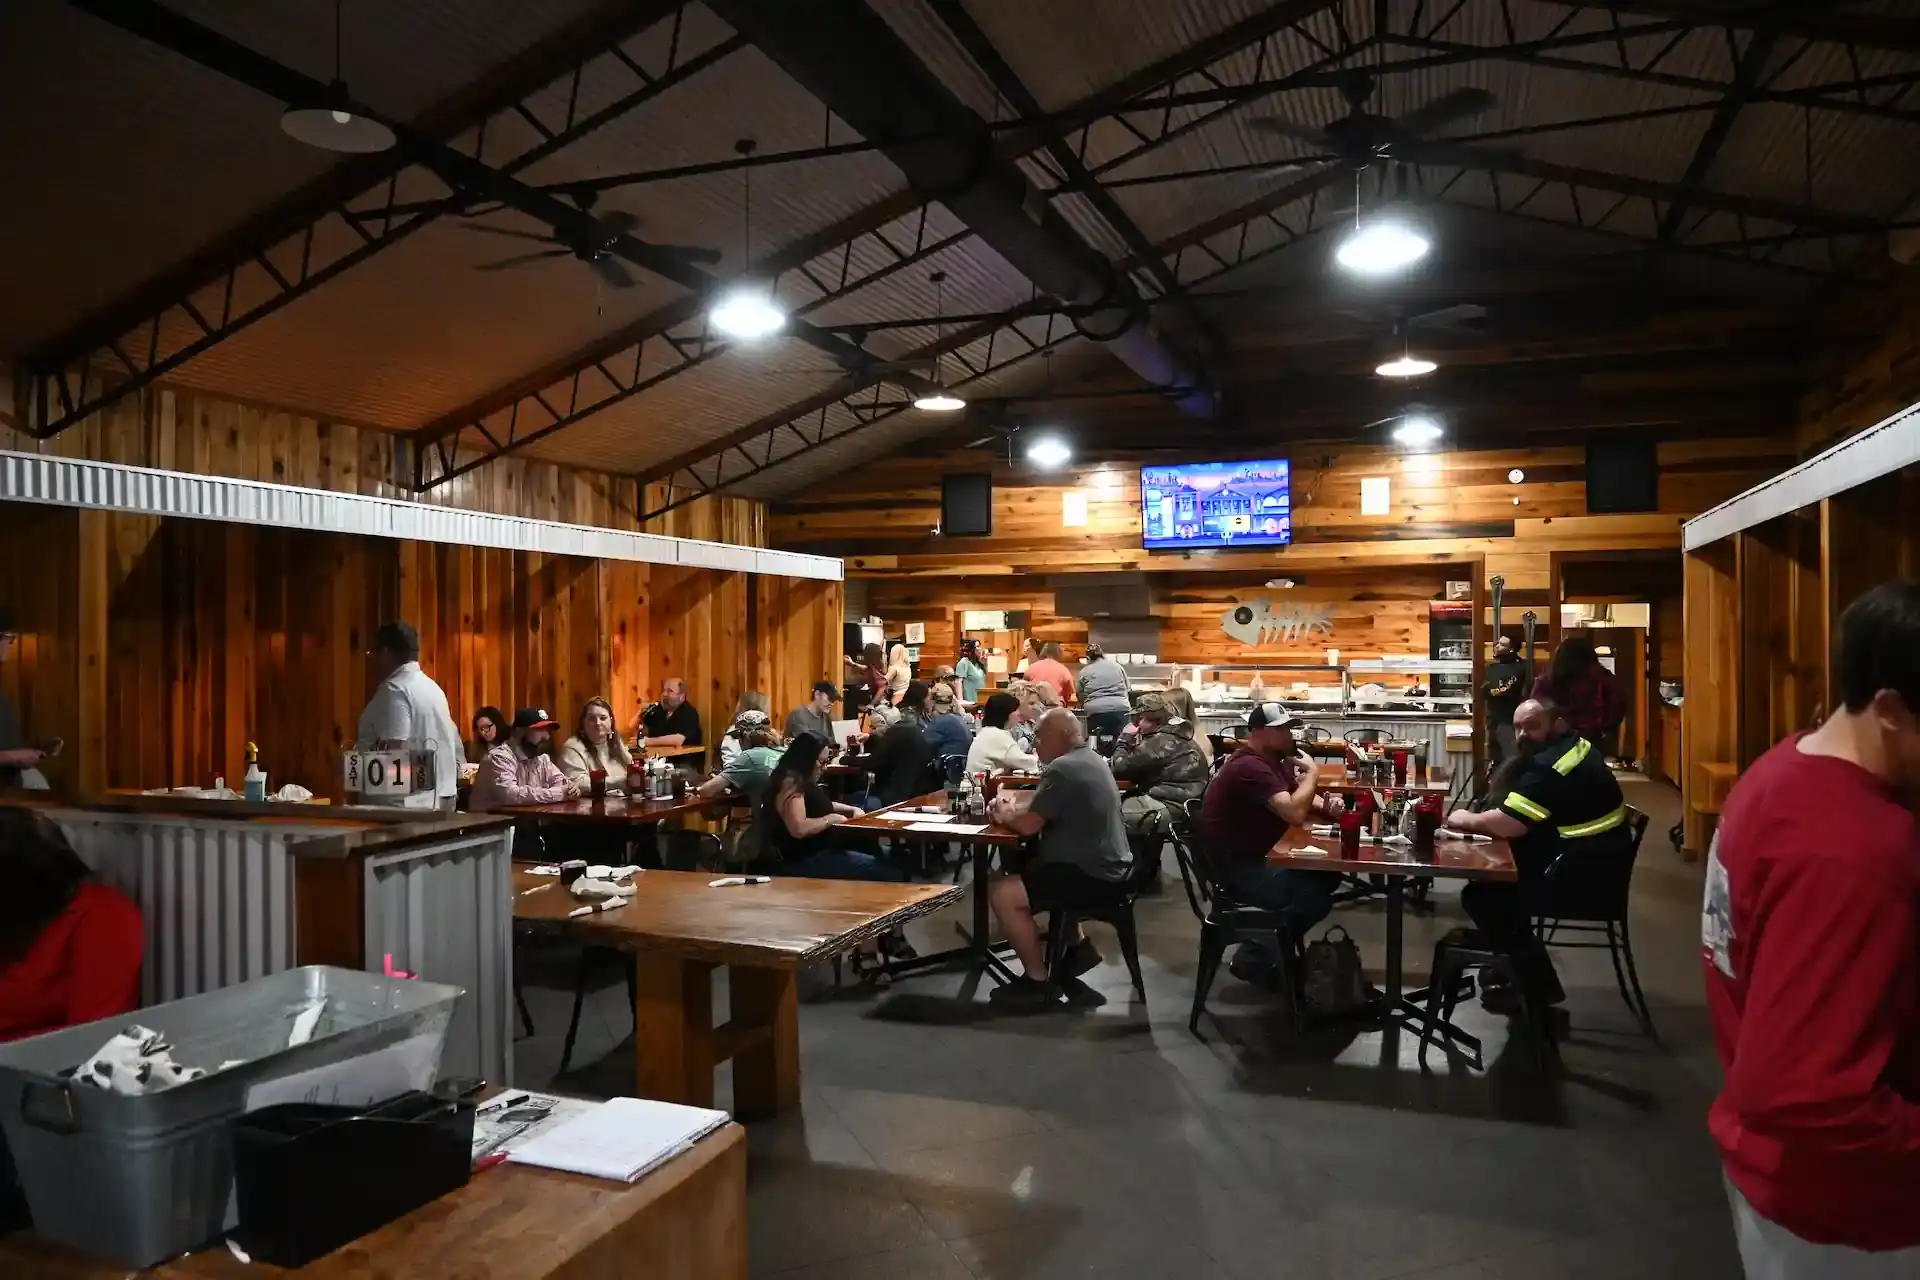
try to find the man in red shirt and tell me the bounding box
[1705,581,1920,1274]
[1196,705,1344,987]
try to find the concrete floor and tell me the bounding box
[515,776,1742,1279]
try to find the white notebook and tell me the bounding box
[506,1096,730,1183]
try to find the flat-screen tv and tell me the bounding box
[1141,458,1291,550]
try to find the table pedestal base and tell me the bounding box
[634,953,800,1119]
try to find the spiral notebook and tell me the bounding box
[506,1096,730,1183]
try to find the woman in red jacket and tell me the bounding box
[1532,635,1627,757]
[0,809,143,1042]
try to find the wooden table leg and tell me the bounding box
[728,966,799,1120]
[634,950,716,1107]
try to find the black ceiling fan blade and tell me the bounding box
[1392,137,1524,170]
[1409,302,1490,330]
[474,248,573,272]
[1247,117,1336,149]
[596,209,642,235]
[1395,87,1498,139]
[460,221,562,246]
[589,253,637,290]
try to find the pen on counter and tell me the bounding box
[476,1091,530,1115]
[568,897,630,918]
[709,875,772,887]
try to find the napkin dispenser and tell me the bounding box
[231,1090,475,1267]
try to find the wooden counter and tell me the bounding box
[0,1124,747,1280]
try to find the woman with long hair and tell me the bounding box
[470,706,507,763]
[758,732,909,982]
[558,696,635,791]
[884,644,913,704]
[1533,634,1627,752]
[1160,686,1211,763]
[0,809,143,1041]
[956,638,988,705]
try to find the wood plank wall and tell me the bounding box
[0,384,839,798]
[1796,269,1920,457]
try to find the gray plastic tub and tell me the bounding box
[0,965,463,1267]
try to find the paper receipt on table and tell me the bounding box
[1292,844,1331,857]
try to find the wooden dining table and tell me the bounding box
[1269,826,1516,1061]
[840,792,1026,988]
[1314,765,1455,797]
[514,866,958,1117]
[499,793,725,824]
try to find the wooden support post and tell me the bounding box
[728,966,800,1121]
[633,951,716,1109]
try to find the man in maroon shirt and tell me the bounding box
[1705,581,1920,1275]
[1196,704,1345,987]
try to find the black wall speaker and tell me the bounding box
[942,473,993,537]
[1585,439,1658,514]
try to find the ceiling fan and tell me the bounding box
[1250,72,1507,172]
[461,190,721,289]
[826,328,945,379]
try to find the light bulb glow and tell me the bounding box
[331,109,352,124]
[1026,437,1072,468]
[1391,415,1443,447]
[1335,219,1431,276]
[912,392,966,412]
[708,287,786,340]
[1375,355,1437,378]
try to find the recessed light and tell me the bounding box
[1376,355,1437,379]
[1335,219,1431,277]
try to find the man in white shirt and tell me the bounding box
[356,622,464,811]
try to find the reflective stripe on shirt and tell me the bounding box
[1552,737,1591,775]
[1558,805,1625,839]
[1504,792,1549,821]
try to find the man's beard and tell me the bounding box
[519,737,548,758]
[1514,735,1545,759]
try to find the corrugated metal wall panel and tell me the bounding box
[53,813,320,1006]
[362,833,517,1084]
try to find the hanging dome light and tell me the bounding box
[280,3,393,153]
[911,270,964,411]
[708,139,788,341]
[1391,414,1444,447]
[1375,354,1437,378]
[913,391,967,412]
[1336,218,1431,276]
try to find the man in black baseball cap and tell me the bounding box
[468,707,577,812]
[1196,702,1346,988]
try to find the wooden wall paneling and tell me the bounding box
[0,503,83,792]
[605,559,652,731]
[1821,464,1920,712]
[1682,541,1739,858]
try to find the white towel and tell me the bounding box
[71,1025,207,1096]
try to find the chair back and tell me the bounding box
[1537,804,1648,924]
[937,753,969,785]
[1300,725,1331,744]
[660,828,726,872]
[1166,799,1215,922]
[1343,727,1391,746]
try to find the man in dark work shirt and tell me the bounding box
[640,677,703,748]
[1481,636,1528,767]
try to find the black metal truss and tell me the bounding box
[411,0,1366,487]
[1654,23,1780,245]
[22,3,742,439]
[1382,3,1920,127]
[411,200,976,489]
[1534,1,1920,57]
[635,172,1353,520]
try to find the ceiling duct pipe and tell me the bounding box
[706,0,1220,418]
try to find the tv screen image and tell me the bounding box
[1141,458,1291,550]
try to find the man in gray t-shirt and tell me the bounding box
[985,708,1133,1008]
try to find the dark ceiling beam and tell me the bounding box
[1533,0,1920,55]
[703,0,1221,417]
[411,0,1355,488]
[27,0,703,423]
[922,0,1225,358]
[1656,22,1783,244]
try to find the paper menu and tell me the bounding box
[508,1096,730,1183]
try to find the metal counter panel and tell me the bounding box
[362,829,516,1085]
[51,812,333,1006]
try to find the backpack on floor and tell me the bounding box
[1301,925,1372,1017]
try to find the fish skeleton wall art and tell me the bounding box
[1220,600,1334,647]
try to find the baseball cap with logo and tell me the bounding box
[513,708,560,731]
[1244,702,1306,733]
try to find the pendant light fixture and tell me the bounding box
[1335,168,1430,278]
[709,139,787,341]
[1375,320,1436,379]
[280,0,395,153]
[912,270,966,412]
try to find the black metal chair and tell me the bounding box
[558,946,637,1077]
[1169,799,1300,1034]
[1343,727,1392,746]
[1417,927,1554,1071]
[1035,810,1159,1003]
[1533,805,1656,1033]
